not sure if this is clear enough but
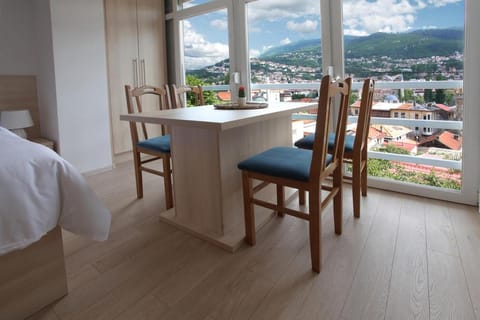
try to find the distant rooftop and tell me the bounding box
[372,102,404,111]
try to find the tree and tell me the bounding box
[186,74,220,105]
[424,89,434,103]
[349,92,358,105]
[415,94,425,104]
[403,89,414,102]
[435,89,446,104]
[445,91,455,106]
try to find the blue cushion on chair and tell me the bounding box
[238,146,333,182]
[294,133,355,153]
[293,133,315,149]
[137,135,171,153]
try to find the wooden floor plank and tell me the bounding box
[25,161,480,320]
[114,295,170,320]
[340,191,403,320]
[425,199,459,257]
[428,249,476,320]
[68,233,214,320]
[160,217,309,320]
[52,229,184,319]
[294,188,381,320]
[448,204,480,320]
[246,200,347,320]
[385,196,429,320]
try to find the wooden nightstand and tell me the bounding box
[29,137,55,151]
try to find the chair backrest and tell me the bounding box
[354,78,375,157]
[170,84,205,109]
[309,75,352,180]
[124,84,171,144]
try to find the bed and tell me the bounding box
[0,127,111,319]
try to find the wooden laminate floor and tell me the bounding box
[29,161,480,320]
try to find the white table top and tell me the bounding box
[120,102,316,131]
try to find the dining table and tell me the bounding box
[120,101,316,252]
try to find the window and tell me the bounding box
[166,0,480,205]
[246,0,321,102]
[166,0,231,104]
[340,0,476,203]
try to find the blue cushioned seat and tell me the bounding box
[238,146,333,182]
[137,135,171,153]
[294,132,355,152]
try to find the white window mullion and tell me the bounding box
[228,0,249,101]
[173,17,184,85]
[320,0,344,79]
[462,0,480,205]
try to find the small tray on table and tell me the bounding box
[214,102,268,110]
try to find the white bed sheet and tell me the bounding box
[0,127,111,255]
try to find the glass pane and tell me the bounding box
[343,0,465,190]
[182,9,230,104]
[246,0,321,103]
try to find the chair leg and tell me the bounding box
[361,160,368,197]
[352,161,361,218]
[308,189,321,273]
[163,156,174,209]
[242,171,256,245]
[133,151,143,199]
[333,166,343,234]
[277,185,285,217]
[299,189,306,205]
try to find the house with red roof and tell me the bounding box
[436,131,463,150]
[217,91,231,101]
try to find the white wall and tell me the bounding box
[48,0,112,173]
[0,0,38,75]
[0,0,113,173]
[33,0,59,144]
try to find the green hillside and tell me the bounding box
[345,28,463,58]
[260,28,464,61]
[187,28,464,83]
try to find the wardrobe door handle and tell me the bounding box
[133,59,138,87]
[140,59,146,86]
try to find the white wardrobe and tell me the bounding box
[105,0,167,155]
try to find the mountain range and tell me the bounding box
[187,28,464,82]
[260,28,464,63]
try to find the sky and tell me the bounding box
[182,0,464,70]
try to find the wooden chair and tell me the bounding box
[124,84,173,209]
[170,84,205,109]
[237,75,352,273]
[295,78,375,218]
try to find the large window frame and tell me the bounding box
[166,0,480,206]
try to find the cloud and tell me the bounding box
[423,0,462,7]
[343,0,420,35]
[262,45,274,52]
[286,20,318,33]
[343,29,369,37]
[247,0,320,22]
[182,20,229,70]
[280,38,291,45]
[343,0,462,36]
[181,0,463,68]
[250,49,261,58]
[211,19,228,30]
